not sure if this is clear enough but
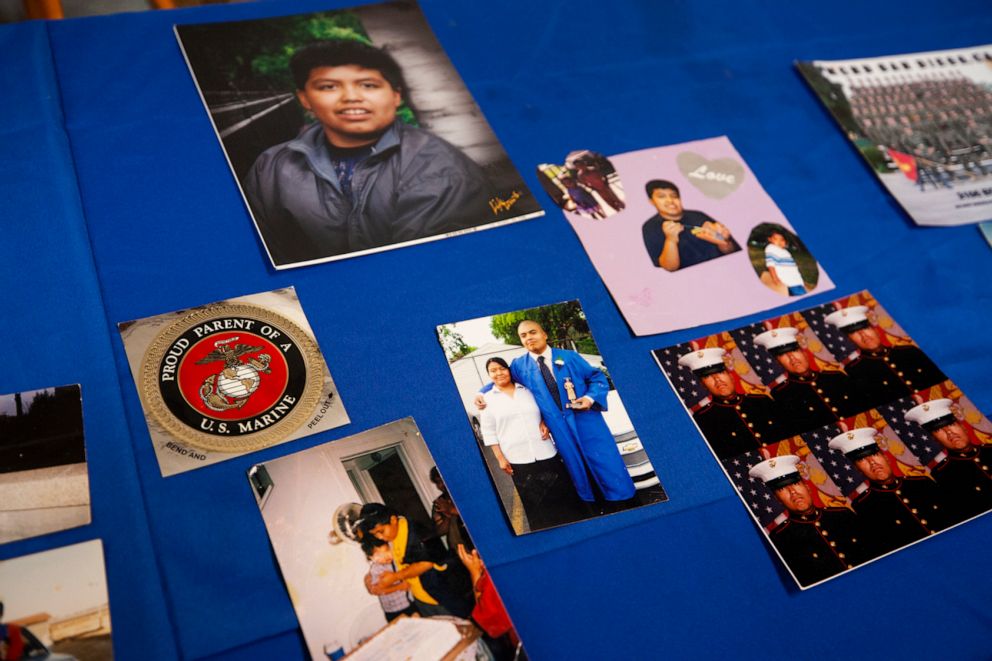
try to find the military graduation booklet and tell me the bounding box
[798,45,992,226]
[653,290,992,589]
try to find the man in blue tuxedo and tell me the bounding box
[478,320,636,507]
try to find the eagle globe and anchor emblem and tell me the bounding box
[197,336,273,412]
[138,302,326,453]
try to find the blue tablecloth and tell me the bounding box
[1,1,991,658]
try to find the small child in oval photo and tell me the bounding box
[747,223,820,296]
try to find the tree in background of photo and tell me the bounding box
[439,326,476,362]
[178,9,432,179]
[249,13,370,88]
[490,302,599,355]
[180,10,417,124]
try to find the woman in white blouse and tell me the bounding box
[480,357,588,530]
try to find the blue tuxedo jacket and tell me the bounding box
[499,348,635,501]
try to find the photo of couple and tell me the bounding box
[537,150,626,219]
[438,301,667,535]
[248,419,524,660]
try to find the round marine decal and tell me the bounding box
[139,303,325,452]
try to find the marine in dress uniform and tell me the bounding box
[678,348,783,459]
[905,399,992,524]
[824,306,946,408]
[750,455,867,587]
[829,428,946,556]
[753,327,864,436]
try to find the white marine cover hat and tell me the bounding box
[824,305,871,332]
[678,347,727,376]
[904,398,956,431]
[829,428,881,460]
[753,327,801,355]
[748,454,802,489]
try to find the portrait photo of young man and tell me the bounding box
[177,2,542,269]
[242,40,492,265]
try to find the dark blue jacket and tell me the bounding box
[243,121,490,266]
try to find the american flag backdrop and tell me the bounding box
[722,436,848,528]
[654,329,774,406]
[730,311,846,387]
[652,291,967,470]
[723,447,784,528]
[803,424,872,500]
[805,291,915,362]
[729,321,781,385]
[905,379,992,439]
[944,388,992,437]
[849,407,927,466]
[878,394,949,466]
[653,343,707,406]
[803,299,860,362]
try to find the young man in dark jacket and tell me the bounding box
[243,40,491,266]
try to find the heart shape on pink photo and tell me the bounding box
[676,152,745,199]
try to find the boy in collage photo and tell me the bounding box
[641,179,741,272]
